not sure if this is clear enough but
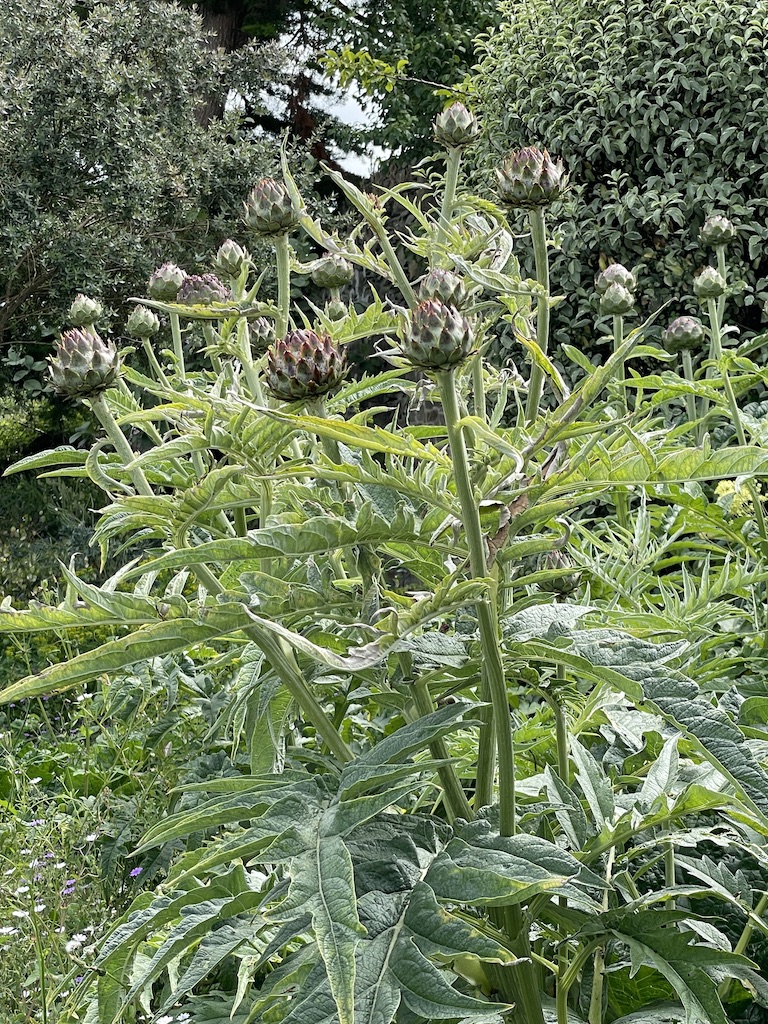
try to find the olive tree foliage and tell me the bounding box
[0,0,277,352]
[471,0,768,346]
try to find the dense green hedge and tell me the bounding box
[472,0,768,347]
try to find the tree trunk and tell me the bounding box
[196,1,249,127]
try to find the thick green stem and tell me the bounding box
[665,834,676,911]
[612,314,626,418]
[681,350,699,439]
[90,395,154,497]
[589,846,616,1024]
[525,208,550,424]
[169,312,186,380]
[716,245,728,324]
[719,892,768,1003]
[412,676,473,821]
[439,367,544,1024]
[472,354,487,424]
[436,147,462,263]
[141,338,171,389]
[275,233,292,340]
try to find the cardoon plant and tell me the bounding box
[3,112,768,1024]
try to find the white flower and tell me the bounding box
[14,885,30,895]
[12,910,29,919]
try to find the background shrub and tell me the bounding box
[472,0,768,349]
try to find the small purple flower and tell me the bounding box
[129,867,143,878]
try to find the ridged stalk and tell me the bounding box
[438,368,544,1024]
[275,234,291,339]
[412,676,473,821]
[169,312,186,380]
[681,350,698,436]
[525,208,550,423]
[719,892,768,1003]
[437,147,462,263]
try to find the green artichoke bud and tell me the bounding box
[595,263,635,295]
[266,329,346,402]
[244,177,299,236]
[68,293,103,328]
[599,282,635,315]
[250,317,275,354]
[496,147,567,209]
[433,102,480,149]
[700,214,736,248]
[176,273,230,305]
[662,315,705,354]
[126,304,160,339]
[401,299,474,370]
[537,549,582,596]
[311,253,355,290]
[417,268,468,309]
[327,298,348,321]
[48,328,120,399]
[693,266,726,301]
[148,262,186,301]
[213,239,250,279]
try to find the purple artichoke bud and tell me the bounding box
[176,273,230,306]
[693,266,726,301]
[401,299,474,370]
[68,293,103,328]
[700,214,736,248]
[48,328,120,400]
[662,316,706,354]
[250,316,276,355]
[496,147,567,209]
[433,102,480,149]
[213,239,250,279]
[417,268,468,309]
[266,329,346,402]
[126,305,160,339]
[148,262,186,301]
[595,263,636,295]
[311,253,355,290]
[243,177,299,236]
[599,283,635,316]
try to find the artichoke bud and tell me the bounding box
[48,328,120,400]
[213,239,250,279]
[250,316,276,355]
[595,263,635,295]
[311,253,355,290]
[326,298,348,321]
[418,268,468,309]
[433,102,480,149]
[700,214,736,248]
[693,266,726,301]
[599,282,635,315]
[68,293,103,328]
[243,177,299,236]
[148,262,186,301]
[266,329,346,402]
[662,315,705,354]
[126,304,160,339]
[176,273,230,305]
[496,147,567,209]
[538,549,582,596]
[400,299,474,370]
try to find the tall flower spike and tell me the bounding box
[496,147,567,209]
[49,328,120,400]
[400,300,474,370]
[244,177,299,237]
[266,329,346,402]
[433,102,480,149]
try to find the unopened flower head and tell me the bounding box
[433,102,480,149]
[496,147,567,209]
[49,328,120,399]
[68,294,103,328]
[243,177,299,236]
[148,262,186,301]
